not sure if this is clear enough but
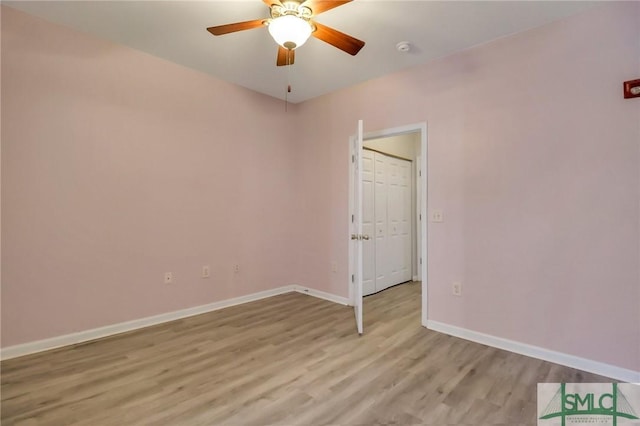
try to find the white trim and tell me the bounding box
[364,123,426,140]
[1,285,346,360]
[427,320,640,383]
[415,154,422,283]
[419,124,427,328]
[293,285,350,306]
[353,122,428,327]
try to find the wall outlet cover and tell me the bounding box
[452,281,462,296]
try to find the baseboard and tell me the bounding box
[1,285,297,360]
[426,320,640,383]
[293,285,350,306]
[1,285,349,361]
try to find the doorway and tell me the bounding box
[349,122,428,331]
[361,145,413,296]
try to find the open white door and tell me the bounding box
[351,120,365,335]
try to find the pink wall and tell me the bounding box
[1,6,299,346]
[2,2,639,374]
[294,2,640,372]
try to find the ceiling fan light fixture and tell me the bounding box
[268,15,312,50]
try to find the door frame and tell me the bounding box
[348,122,428,327]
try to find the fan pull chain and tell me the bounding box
[285,48,292,112]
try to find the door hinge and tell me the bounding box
[351,274,355,283]
[351,214,354,223]
[419,170,422,177]
[420,257,422,265]
[352,154,355,163]
[419,213,422,221]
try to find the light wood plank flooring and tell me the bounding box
[1,282,612,425]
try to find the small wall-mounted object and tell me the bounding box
[623,79,640,99]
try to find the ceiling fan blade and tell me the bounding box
[312,22,365,56]
[207,19,265,36]
[302,0,352,15]
[277,46,295,66]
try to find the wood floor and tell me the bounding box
[1,282,612,425]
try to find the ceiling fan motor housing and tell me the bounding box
[271,2,312,19]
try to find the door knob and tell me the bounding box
[362,235,370,240]
[351,234,359,240]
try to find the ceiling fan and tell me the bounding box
[206,0,365,66]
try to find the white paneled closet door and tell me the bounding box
[361,150,376,296]
[388,158,402,286]
[398,159,412,283]
[374,153,389,291]
[362,150,412,296]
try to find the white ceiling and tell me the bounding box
[5,1,598,103]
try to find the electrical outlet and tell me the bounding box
[234,264,240,273]
[202,265,210,278]
[452,281,462,296]
[431,209,444,223]
[164,272,173,284]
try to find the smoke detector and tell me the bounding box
[396,41,411,53]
